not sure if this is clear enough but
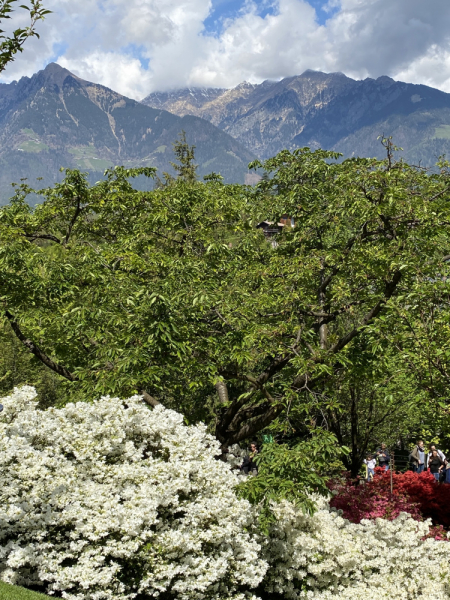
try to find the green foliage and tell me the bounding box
[1,145,450,452]
[0,318,64,408]
[169,130,198,183]
[377,274,450,454]
[238,430,347,528]
[203,171,224,182]
[0,0,50,74]
[309,335,430,476]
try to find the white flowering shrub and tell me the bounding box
[263,498,450,600]
[0,387,267,600]
[1,387,450,600]
[226,444,248,469]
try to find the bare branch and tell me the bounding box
[140,390,161,408]
[215,381,229,404]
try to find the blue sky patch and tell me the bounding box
[203,1,338,36]
[203,0,278,37]
[307,0,340,25]
[121,44,150,70]
[46,42,69,67]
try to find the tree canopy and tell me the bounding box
[1,143,450,455]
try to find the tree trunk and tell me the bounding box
[350,387,360,478]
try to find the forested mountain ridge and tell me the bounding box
[0,63,256,203]
[142,70,450,164]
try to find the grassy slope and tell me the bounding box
[0,582,49,599]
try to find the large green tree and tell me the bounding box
[1,145,450,451]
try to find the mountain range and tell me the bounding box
[2,64,450,204]
[143,70,450,164]
[0,63,255,203]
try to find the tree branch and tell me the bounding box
[4,310,77,381]
[215,380,229,404]
[226,403,284,445]
[25,233,61,244]
[219,270,403,446]
[255,355,292,387]
[140,390,161,408]
[227,402,271,432]
[216,389,257,441]
[64,196,82,246]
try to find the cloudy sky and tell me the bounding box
[1,0,449,100]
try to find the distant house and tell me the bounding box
[256,220,284,237]
[256,214,294,238]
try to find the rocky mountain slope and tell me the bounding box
[0,63,256,204]
[143,71,450,165]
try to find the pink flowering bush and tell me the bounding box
[329,468,450,537]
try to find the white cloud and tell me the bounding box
[394,47,450,91]
[187,0,325,88]
[0,0,450,98]
[58,52,153,99]
[326,0,450,80]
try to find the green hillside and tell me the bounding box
[328,106,450,164]
[0,582,49,599]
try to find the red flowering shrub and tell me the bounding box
[328,468,450,538]
[394,470,450,528]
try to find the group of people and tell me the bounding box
[240,439,450,483]
[410,440,450,482]
[364,440,450,483]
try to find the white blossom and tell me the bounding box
[1,387,449,600]
[226,444,248,469]
[263,497,450,600]
[0,387,267,600]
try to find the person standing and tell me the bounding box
[445,460,450,484]
[410,440,427,473]
[427,444,446,464]
[428,450,444,482]
[248,442,259,475]
[364,454,376,481]
[240,442,259,475]
[375,443,390,471]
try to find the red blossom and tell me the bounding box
[328,469,450,540]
